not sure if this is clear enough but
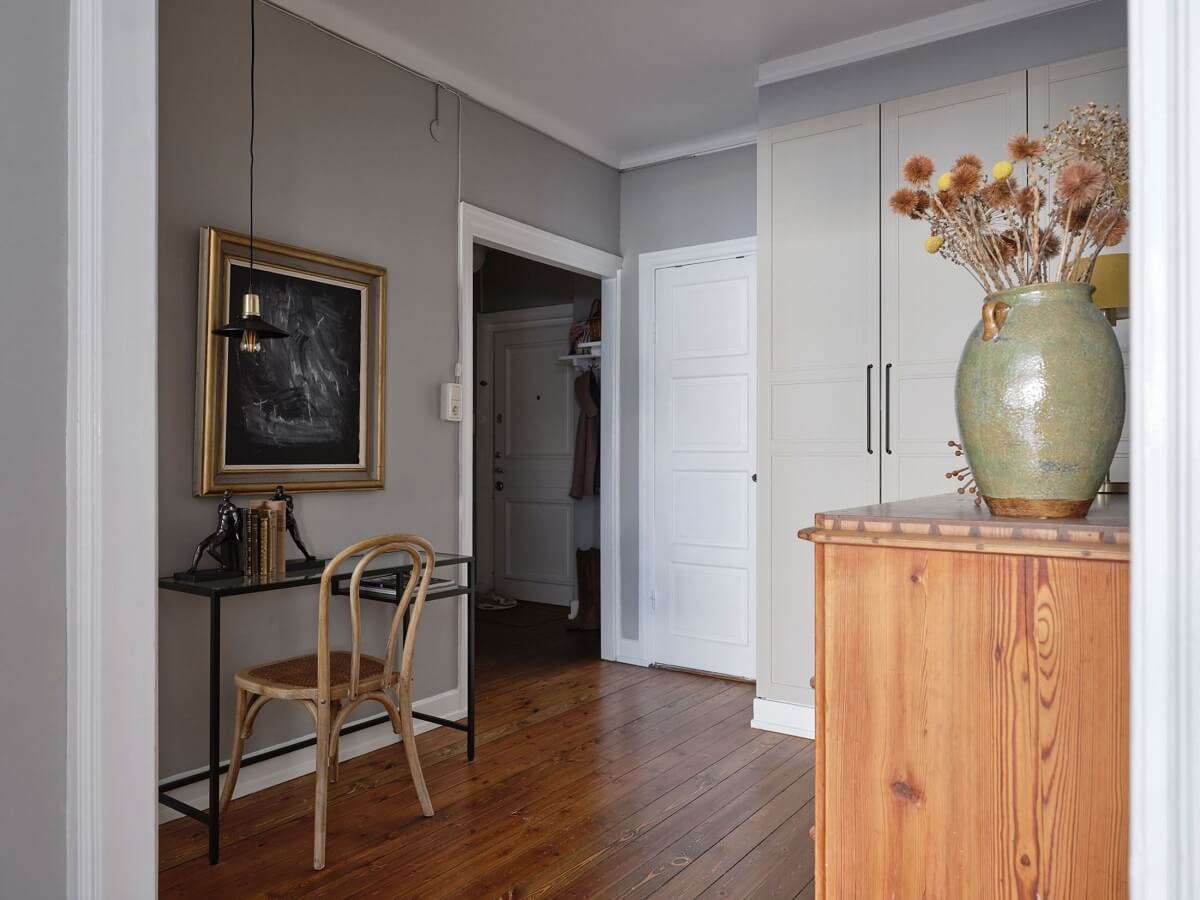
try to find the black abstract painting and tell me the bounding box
[224,261,364,468]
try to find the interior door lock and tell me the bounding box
[495,481,505,491]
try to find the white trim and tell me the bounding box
[756,0,1098,86]
[67,0,158,897]
[618,126,758,172]
[269,0,622,167]
[636,238,757,671]
[1128,0,1200,896]
[157,689,464,824]
[459,203,623,670]
[751,698,815,739]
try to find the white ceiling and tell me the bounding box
[271,0,1048,169]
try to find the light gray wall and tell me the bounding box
[759,0,1127,128]
[0,1,68,896]
[158,0,618,777]
[617,146,758,639]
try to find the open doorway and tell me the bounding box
[472,247,602,664]
[456,204,623,699]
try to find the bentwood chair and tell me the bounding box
[218,534,437,870]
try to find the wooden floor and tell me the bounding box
[159,603,815,898]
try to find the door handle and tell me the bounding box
[885,363,893,455]
[494,467,505,474]
[866,364,874,455]
[495,481,504,492]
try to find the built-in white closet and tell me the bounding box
[755,51,1129,733]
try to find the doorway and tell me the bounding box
[457,205,622,685]
[474,249,598,617]
[639,239,757,680]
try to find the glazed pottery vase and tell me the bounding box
[955,282,1125,518]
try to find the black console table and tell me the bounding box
[158,550,475,865]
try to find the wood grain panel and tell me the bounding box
[821,544,1036,897]
[1031,557,1129,899]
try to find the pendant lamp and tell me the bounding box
[213,0,288,353]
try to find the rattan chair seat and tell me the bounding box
[236,651,391,698]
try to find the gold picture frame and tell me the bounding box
[194,226,386,496]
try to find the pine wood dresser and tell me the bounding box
[799,494,1129,899]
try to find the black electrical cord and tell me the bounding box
[249,0,256,294]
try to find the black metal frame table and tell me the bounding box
[158,550,475,865]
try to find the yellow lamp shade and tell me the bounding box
[1090,253,1130,311]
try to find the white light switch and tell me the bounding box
[440,382,463,422]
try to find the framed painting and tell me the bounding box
[194,226,386,495]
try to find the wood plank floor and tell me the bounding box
[159,603,815,898]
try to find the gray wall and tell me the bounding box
[158,0,618,777]
[0,1,68,896]
[617,146,758,639]
[759,0,1127,128]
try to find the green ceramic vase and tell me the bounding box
[955,282,1125,518]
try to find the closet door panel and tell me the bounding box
[757,106,880,708]
[881,73,1027,502]
[1029,50,1130,483]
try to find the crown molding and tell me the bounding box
[756,0,1098,87]
[266,0,624,167]
[619,125,758,172]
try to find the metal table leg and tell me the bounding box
[208,593,222,864]
[467,558,476,760]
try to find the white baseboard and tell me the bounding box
[158,687,464,824]
[751,697,816,739]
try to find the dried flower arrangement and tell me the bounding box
[889,103,1129,293]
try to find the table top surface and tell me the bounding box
[159,549,471,598]
[811,493,1129,553]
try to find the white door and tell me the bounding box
[485,320,577,606]
[756,106,881,708]
[1029,49,1130,482]
[651,255,756,678]
[881,73,1027,501]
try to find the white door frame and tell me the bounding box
[67,0,159,897]
[474,304,575,596]
[1128,0,1200,895]
[636,237,757,670]
[458,203,623,666]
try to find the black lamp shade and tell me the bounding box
[213,291,289,341]
[212,314,289,340]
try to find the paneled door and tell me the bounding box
[651,255,756,678]
[489,321,577,605]
[881,73,1027,501]
[756,106,881,710]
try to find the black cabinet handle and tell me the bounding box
[885,363,893,455]
[866,364,874,454]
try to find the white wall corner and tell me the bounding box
[752,697,815,740]
[67,0,159,897]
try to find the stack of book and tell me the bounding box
[241,499,287,578]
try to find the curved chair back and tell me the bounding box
[316,534,436,703]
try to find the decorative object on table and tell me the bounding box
[944,439,982,507]
[218,534,438,870]
[273,485,317,560]
[211,0,288,356]
[889,104,1128,518]
[194,225,387,497]
[186,490,243,575]
[246,498,287,577]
